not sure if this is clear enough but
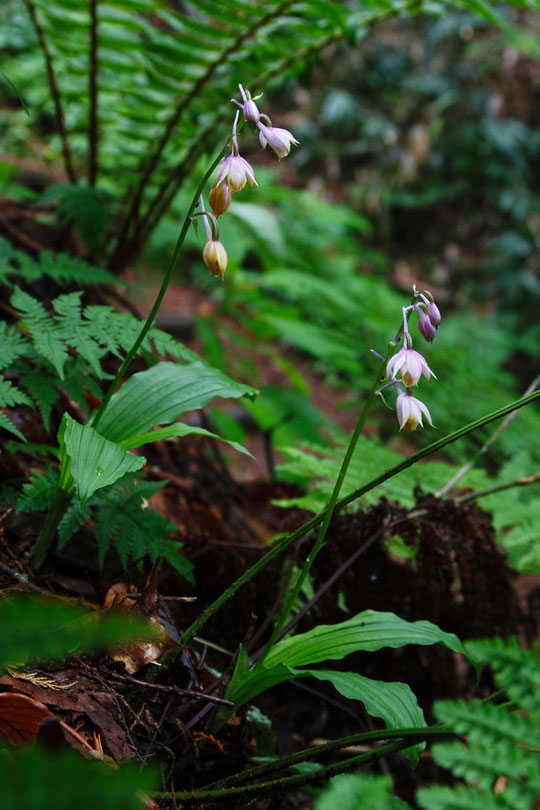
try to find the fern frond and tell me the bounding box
[11,286,69,378]
[465,637,540,712]
[93,478,194,580]
[0,411,26,441]
[16,467,59,513]
[418,783,506,810]
[418,639,540,810]
[0,378,33,409]
[53,292,105,377]
[0,323,29,370]
[57,499,92,550]
[19,370,59,431]
[40,185,111,256]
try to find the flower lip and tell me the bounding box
[396,391,434,432]
[214,154,257,193]
[386,347,436,387]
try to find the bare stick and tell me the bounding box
[436,373,540,497]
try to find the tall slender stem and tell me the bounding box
[207,724,446,789]
[179,388,540,645]
[91,150,224,431]
[158,727,450,804]
[33,150,225,567]
[257,341,396,664]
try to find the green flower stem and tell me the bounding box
[91,149,225,431]
[256,342,396,665]
[180,388,540,645]
[206,724,447,789]
[33,150,225,568]
[157,728,450,804]
[31,487,73,569]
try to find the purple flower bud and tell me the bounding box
[427,301,441,328]
[386,347,436,387]
[257,123,299,159]
[396,391,434,432]
[243,99,260,124]
[418,311,437,343]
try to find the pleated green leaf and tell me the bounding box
[225,661,426,765]
[309,670,426,765]
[60,414,145,504]
[120,420,255,459]
[263,610,464,669]
[92,361,256,444]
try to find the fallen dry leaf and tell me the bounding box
[103,580,178,674]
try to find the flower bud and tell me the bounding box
[418,311,437,343]
[243,99,260,124]
[208,183,232,218]
[427,301,441,328]
[203,239,228,278]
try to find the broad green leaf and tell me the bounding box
[120,421,255,459]
[226,662,426,765]
[308,670,426,766]
[263,610,464,669]
[60,414,145,504]
[92,361,256,444]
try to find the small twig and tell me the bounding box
[88,0,99,186]
[185,702,214,731]
[142,696,172,765]
[0,560,45,594]
[246,544,301,654]
[457,472,540,505]
[436,373,540,497]
[107,671,233,707]
[23,0,76,182]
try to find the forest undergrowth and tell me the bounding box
[0,1,539,808]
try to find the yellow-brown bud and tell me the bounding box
[208,183,232,218]
[203,239,228,278]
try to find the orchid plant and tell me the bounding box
[32,86,299,568]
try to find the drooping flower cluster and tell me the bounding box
[200,84,299,279]
[379,288,442,432]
